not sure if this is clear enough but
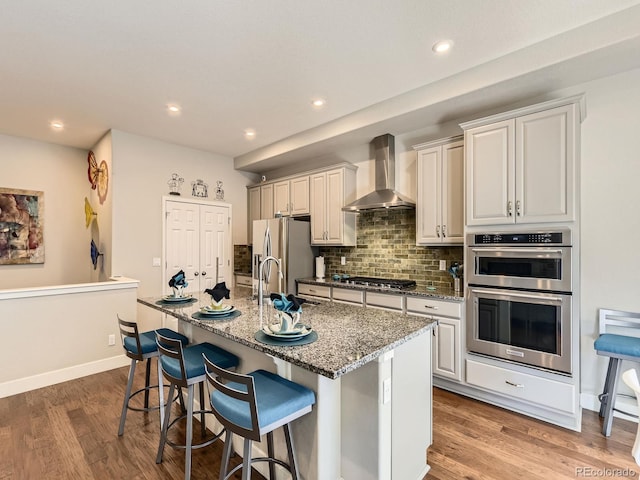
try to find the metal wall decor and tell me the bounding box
[167,173,184,195]
[87,151,109,204]
[191,179,208,198]
[215,180,224,200]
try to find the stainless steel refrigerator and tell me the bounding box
[252,217,318,296]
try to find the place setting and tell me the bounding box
[156,270,197,306]
[192,282,241,320]
[255,293,317,346]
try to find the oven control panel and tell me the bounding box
[471,229,570,246]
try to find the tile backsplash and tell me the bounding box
[235,209,463,289]
[319,209,462,290]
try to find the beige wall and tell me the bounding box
[109,130,257,300]
[0,134,90,288]
[88,131,113,280]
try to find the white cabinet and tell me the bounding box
[365,291,404,311]
[297,283,331,299]
[260,183,274,220]
[332,287,364,305]
[414,136,464,245]
[247,186,261,243]
[164,198,232,295]
[463,98,579,226]
[310,167,357,245]
[406,296,463,382]
[274,176,310,216]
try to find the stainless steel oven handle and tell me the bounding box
[470,247,564,255]
[470,288,564,303]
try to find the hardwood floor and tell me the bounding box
[428,388,640,480]
[1,365,639,479]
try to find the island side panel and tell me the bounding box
[392,332,432,479]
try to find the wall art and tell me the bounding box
[0,187,45,264]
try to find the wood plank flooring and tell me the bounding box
[428,388,640,480]
[1,364,639,479]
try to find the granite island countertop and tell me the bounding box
[138,288,435,380]
[297,277,464,301]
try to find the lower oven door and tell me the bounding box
[467,287,572,374]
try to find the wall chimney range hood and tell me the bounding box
[342,134,415,212]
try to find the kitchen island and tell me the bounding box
[139,287,435,480]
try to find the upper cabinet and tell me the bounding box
[273,176,310,216]
[413,136,464,245]
[260,183,274,220]
[310,166,357,245]
[462,96,582,226]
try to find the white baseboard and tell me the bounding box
[581,392,639,421]
[0,354,130,398]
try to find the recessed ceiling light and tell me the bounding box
[312,98,326,108]
[50,120,64,130]
[167,104,181,115]
[432,40,453,54]
[244,129,256,139]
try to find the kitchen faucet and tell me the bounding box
[257,255,283,306]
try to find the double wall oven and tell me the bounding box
[466,229,573,374]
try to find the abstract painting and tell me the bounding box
[0,188,44,264]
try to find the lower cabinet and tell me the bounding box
[406,296,463,383]
[332,287,364,305]
[466,358,576,414]
[297,283,331,299]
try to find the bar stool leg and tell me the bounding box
[199,382,206,438]
[603,358,622,437]
[241,438,252,480]
[157,357,165,429]
[185,383,195,480]
[267,432,276,479]
[219,430,233,480]
[599,358,616,417]
[118,359,137,436]
[283,423,300,480]
[144,358,152,409]
[157,383,175,463]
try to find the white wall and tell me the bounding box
[0,134,91,288]
[88,131,113,280]
[109,130,256,298]
[574,68,640,400]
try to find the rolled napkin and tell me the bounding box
[169,269,188,288]
[204,281,231,302]
[269,293,305,313]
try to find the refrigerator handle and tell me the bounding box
[264,225,272,281]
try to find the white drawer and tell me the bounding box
[466,359,576,414]
[406,296,461,318]
[235,274,252,287]
[366,291,403,311]
[297,283,331,299]
[332,287,364,304]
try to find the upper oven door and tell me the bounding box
[468,246,572,292]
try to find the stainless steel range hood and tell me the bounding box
[342,134,415,212]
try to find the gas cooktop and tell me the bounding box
[340,276,416,290]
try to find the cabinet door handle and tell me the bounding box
[201,271,207,276]
[424,305,439,310]
[507,201,513,216]
[436,225,440,238]
[442,225,447,237]
[194,271,199,276]
[516,200,521,216]
[505,380,524,388]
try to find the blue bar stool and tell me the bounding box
[594,308,640,436]
[156,331,239,480]
[117,315,189,436]
[203,355,316,480]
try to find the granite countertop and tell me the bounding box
[138,287,435,380]
[297,277,464,302]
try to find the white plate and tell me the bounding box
[162,295,193,302]
[262,324,312,341]
[199,306,236,316]
[202,304,233,313]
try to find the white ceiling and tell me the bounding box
[2,1,640,173]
